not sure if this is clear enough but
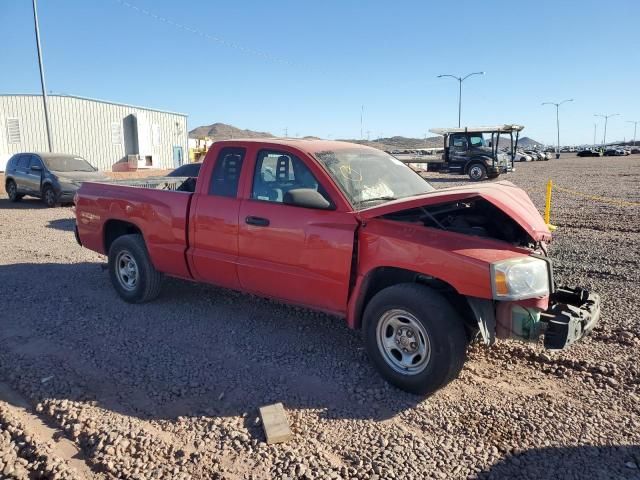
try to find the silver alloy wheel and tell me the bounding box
[376,309,431,375]
[115,250,139,291]
[469,165,483,180]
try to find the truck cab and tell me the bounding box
[429,125,523,181]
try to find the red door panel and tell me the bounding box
[188,194,241,289]
[237,199,358,314]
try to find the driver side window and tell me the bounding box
[451,135,468,150]
[251,150,327,204]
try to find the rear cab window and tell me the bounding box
[209,147,246,197]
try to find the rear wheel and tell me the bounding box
[6,180,23,202]
[363,284,467,395]
[42,185,57,207]
[108,234,163,303]
[468,163,487,181]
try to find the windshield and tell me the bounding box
[43,155,96,172]
[314,148,435,209]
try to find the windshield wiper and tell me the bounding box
[357,196,396,206]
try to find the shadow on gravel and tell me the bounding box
[479,444,640,479]
[46,218,75,231]
[0,198,48,209]
[0,262,424,424]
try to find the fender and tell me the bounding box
[464,155,493,173]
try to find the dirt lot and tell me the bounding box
[0,155,639,480]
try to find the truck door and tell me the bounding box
[448,134,469,173]
[188,146,246,289]
[237,149,358,314]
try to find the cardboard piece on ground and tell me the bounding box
[259,403,293,444]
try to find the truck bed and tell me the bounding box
[75,181,193,279]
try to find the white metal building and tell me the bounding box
[0,94,188,172]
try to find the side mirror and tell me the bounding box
[283,188,332,210]
[31,165,43,171]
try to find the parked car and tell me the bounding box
[74,139,600,395]
[166,162,203,178]
[524,150,546,161]
[604,148,625,156]
[630,147,640,154]
[4,152,107,207]
[577,149,603,157]
[513,150,533,162]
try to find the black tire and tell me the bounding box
[42,185,57,208]
[467,163,487,181]
[108,234,163,303]
[487,173,500,179]
[6,180,23,202]
[363,283,467,396]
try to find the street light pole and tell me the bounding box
[593,123,597,148]
[542,99,573,159]
[437,72,484,127]
[32,0,53,152]
[626,120,639,146]
[595,113,619,149]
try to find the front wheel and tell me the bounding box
[108,234,163,303]
[468,163,487,181]
[42,185,57,207]
[363,284,468,395]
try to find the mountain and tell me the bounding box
[338,136,443,151]
[189,122,543,151]
[518,137,543,148]
[189,123,274,140]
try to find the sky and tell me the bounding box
[1,0,639,145]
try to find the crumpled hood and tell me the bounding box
[357,181,552,242]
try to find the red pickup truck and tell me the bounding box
[75,139,599,395]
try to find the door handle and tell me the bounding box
[245,216,270,227]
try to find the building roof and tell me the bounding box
[429,125,524,135]
[0,93,187,117]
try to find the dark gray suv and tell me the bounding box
[4,152,107,207]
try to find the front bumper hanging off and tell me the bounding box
[542,287,601,350]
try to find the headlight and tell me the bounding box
[491,257,549,300]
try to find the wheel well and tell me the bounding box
[104,220,142,253]
[355,267,477,334]
[464,159,489,173]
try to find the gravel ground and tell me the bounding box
[0,155,639,480]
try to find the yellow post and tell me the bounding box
[544,180,557,231]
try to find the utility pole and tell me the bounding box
[283,127,288,137]
[542,99,573,159]
[593,123,597,148]
[360,105,364,139]
[437,71,484,127]
[627,120,639,146]
[366,130,370,141]
[595,113,619,149]
[32,0,53,152]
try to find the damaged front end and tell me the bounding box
[469,286,600,351]
[366,182,600,351]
